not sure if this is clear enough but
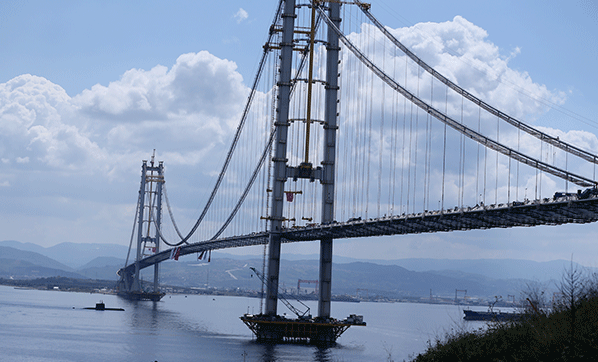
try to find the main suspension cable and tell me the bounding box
[316,4,597,188]
[356,2,598,166]
[166,0,286,246]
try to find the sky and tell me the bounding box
[1,0,598,266]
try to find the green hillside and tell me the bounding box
[412,269,598,361]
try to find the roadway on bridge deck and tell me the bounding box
[119,195,598,276]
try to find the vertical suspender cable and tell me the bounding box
[484,142,487,206]
[458,96,465,208]
[540,140,543,199]
[390,44,398,215]
[508,151,511,204]
[566,152,569,194]
[407,83,413,213]
[377,34,385,217]
[476,107,481,204]
[517,127,520,201]
[365,23,375,218]
[401,54,407,215]
[413,66,420,212]
[495,115,499,205]
[441,86,447,212]
[424,75,433,212]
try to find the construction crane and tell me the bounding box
[250,267,311,319]
[297,279,318,294]
[455,289,467,303]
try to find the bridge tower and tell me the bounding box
[265,0,341,323]
[117,153,165,301]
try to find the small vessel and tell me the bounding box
[84,301,124,311]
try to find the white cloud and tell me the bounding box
[386,16,566,119]
[0,74,103,171]
[0,49,254,246]
[0,51,249,179]
[537,126,598,154]
[75,51,247,121]
[234,8,248,23]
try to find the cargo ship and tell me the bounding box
[463,309,523,321]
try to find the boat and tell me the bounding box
[84,301,124,311]
[463,309,523,321]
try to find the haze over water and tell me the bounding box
[0,285,487,361]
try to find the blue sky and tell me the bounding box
[1,0,598,266]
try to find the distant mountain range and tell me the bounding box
[0,239,584,300]
[0,240,131,269]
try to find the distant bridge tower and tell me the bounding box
[117,153,165,301]
[265,0,341,321]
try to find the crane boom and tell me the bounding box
[250,267,311,319]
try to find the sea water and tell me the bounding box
[0,285,487,361]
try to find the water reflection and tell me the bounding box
[124,300,163,333]
[238,341,336,362]
[313,346,333,362]
[261,343,278,362]
[118,297,355,361]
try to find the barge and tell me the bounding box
[117,290,165,301]
[241,267,365,343]
[241,313,365,344]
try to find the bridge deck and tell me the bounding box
[119,196,598,276]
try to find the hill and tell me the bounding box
[0,246,78,274]
[0,240,131,269]
[412,272,598,361]
[0,258,87,279]
[0,240,572,299]
[78,257,126,280]
[215,252,586,283]
[152,258,527,300]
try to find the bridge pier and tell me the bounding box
[265,233,282,315]
[318,238,333,318]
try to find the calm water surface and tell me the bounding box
[0,286,486,361]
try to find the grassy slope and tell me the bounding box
[412,296,598,361]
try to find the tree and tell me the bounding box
[555,260,587,359]
[520,280,547,315]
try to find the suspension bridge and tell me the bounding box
[117,0,598,343]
